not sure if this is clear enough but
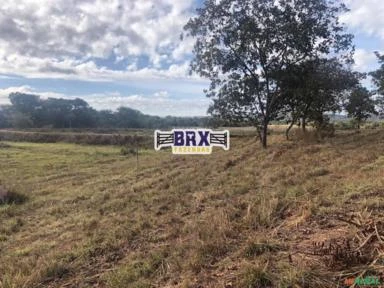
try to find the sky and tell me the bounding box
[0,0,383,116]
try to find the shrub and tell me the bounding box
[236,264,273,288]
[0,186,27,205]
[0,142,11,148]
[120,147,137,156]
[244,241,281,258]
[307,167,329,177]
[334,120,355,130]
[364,122,381,129]
[315,122,335,138]
[43,261,71,280]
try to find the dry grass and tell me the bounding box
[0,128,384,287]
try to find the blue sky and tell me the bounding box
[0,0,383,116]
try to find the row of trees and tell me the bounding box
[0,93,206,129]
[185,0,383,147]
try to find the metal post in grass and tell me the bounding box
[135,135,139,182]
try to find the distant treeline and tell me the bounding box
[0,93,210,129]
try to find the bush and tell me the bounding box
[0,186,27,205]
[318,124,335,137]
[236,264,273,288]
[313,117,335,138]
[334,120,355,130]
[120,147,137,156]
[364,122,381,129]
[244,241,281,258]
[0,142,11,148]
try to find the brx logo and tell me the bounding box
[154,129,230,154]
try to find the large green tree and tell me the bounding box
[345,86,377,129]
[184,0,354,147]
[7,93,98,128]
[370,52,384,117]
[0,105,12,128]
[281,58,360,139]
[9,92,42,126]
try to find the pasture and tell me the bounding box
[0,128,384,287]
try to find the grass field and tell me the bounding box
[1,128,384,287]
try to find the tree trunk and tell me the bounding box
[261,123,268,148]
[286,119,295,140]
[255,123,262,142]
[255,119,268,148]
[302,118,306,132]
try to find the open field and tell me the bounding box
[1,129,384,287]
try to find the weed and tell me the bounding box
[43,260,71,280]
[236,264,273,288]
[307,167,329,177]
[244,241,281,258]
[0,142,11,148]
[0,186,27,205]
[120,146,137,156]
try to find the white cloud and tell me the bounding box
[0,0,198,81]
[0,86,209,116]
[341,0,384,39]
[353,49,379,73]
[153,91,169,98]
[0,53,202,82]
[86,92,209,116]
[0,85,32,104]
[0,85,69,105]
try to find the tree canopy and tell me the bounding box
[370,52,384,117]
[345,86,377,128]
[280,58,360,138]
[184,0,354,147]
[0,93,206,129]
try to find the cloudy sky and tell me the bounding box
[0,0,382,116]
